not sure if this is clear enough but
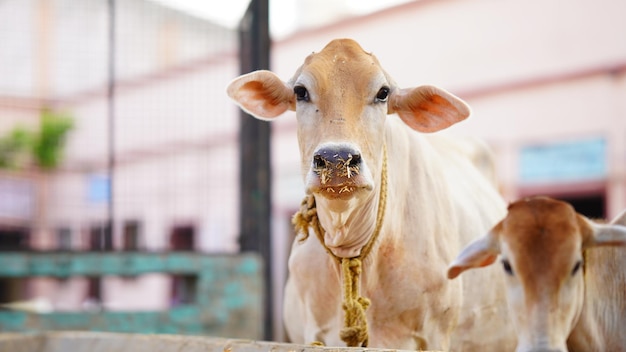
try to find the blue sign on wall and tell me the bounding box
[519,137,607,184]
[87,174,110,203]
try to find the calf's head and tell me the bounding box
[447,196,626,352]
[227,39,470,202]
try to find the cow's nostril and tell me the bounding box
[348,153,361,168]
[312,145,362,176]
[313,155,326,169]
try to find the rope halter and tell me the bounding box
[292,144,388,347]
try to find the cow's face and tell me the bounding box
[290,40,391,201]
[497,200,585,352]
[447,197,626,352]
[227,38,470,202]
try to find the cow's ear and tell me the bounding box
[610,209,626,226]
[227,70,295,120]
[580,211,626,248]
[389,85,470,132]
[447,225,501,279]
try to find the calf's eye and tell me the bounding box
[294,86,309,102]
[502,259,514,276]
[571,260,582,276]
[375,87,390,102]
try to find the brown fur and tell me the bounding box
[449,196,626,352]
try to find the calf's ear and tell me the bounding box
[447,227,500,279]
[389,85,470,133]
[610,209,626,226]
[581,211,626,248]
[227,70,294,120]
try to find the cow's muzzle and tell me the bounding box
[309,144,370,198]
[313,146,362,180]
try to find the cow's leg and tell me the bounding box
[283,277,304,343]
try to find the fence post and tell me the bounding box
[237,0,273,341]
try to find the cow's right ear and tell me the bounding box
[447,227,501,280]
[227,70,295,120]
[388,85,471,133]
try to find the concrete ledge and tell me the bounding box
[0,331,436,352]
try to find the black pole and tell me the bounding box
[238,0,273,341]
[106,0,115,251]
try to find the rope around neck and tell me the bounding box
[292,144,388,347]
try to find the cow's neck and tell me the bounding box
[314,148,387,259]
[301,144,388,347]
[314,194,379,258]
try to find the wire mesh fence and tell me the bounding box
[0,0,251,318]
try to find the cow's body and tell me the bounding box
[448,196,626,352]
[228,39,514,351]
[568,216,626,352]
[285,120,511,350]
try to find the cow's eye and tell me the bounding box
[375,87,390,103]
[571,260,582,276]
[294,86,309,102]
[502,259,514,276]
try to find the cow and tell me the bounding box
[448,196,626,352]
[227,38,515,351]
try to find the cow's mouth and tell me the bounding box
[321,184,358,194]
[312,183,370,200]
[308,175,372,200]
[320,183,363,195]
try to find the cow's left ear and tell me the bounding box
[447,226,501,279]
[227,70,295,120]
[610,209,626,226]
[389,85,470,133]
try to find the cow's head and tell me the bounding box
[448,196,626,352]
[227,38,470,203]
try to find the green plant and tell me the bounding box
[0,109,74,171]
[31,110,74,170]
[0,126,32,169]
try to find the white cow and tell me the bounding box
[227,38,514,351]
[448,196,626,352]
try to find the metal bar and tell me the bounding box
[0,252,261,277]
[0,253,263,338]
[237,0,273,341]
[106,0,116,251]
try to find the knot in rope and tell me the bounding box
[292,194,319,243]
[291,144,388,347]
[339,257,371,347]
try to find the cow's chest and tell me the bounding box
[289,237,456,347]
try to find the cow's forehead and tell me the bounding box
[297,39,384,90]
[308,39,375,63]
[502,198,581,265]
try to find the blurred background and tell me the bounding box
[0,0,624,343]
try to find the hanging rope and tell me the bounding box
[292,144,388,347]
